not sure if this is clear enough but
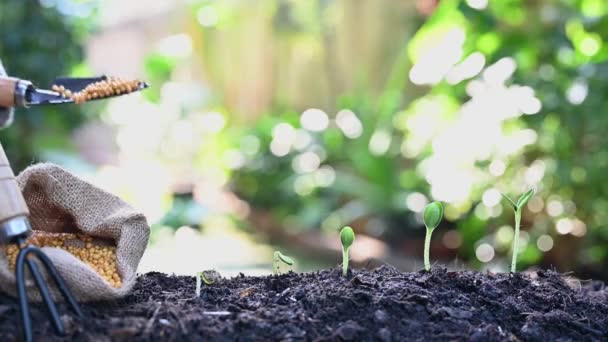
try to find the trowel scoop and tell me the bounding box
[0,75,148,107]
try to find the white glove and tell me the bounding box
[0,61,14,129]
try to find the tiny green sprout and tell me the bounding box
[423,201,443,271]
[340,226,355,276]
[195,270,220,297]
[273,251,294,275]
[502,188,535,272]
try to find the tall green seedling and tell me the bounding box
[340,226,355,276]
[502,188,535,272]
[423,201,444,271]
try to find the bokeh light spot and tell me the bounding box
[556,218,573,235]
[489,160,506,176]
[466,0,488,10]
[547,200,564,217]
[495,225,514,248]
[292,152,321,174]
[527,197,544,213]
[369,129,392,156]
[313,166,336,187]
[301,109,329,132]
[580,35,601,56]
[537,235,554,252]
[197,6,218,27]
[200,112,226,133]
[482,188,501,207]
[406,192,428,213]
[566,80,588,105]
[571,218,587,237]
[336,109,363,139]
[475,243,495,262]
[442,230,462,249]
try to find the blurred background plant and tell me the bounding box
[3,0,608,280]
[0,0,96,169]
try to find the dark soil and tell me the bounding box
[0,266,607,341]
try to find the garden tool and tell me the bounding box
[0,75,148,342]
[0,75,148,107]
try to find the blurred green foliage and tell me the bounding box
[4,0,608,280]
[454,0,608,276]
[0,0,94,170]
[184,0,608,279]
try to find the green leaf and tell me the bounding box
[199,270,221,285]
[501,193,518,210]
[340,226,355,248]
[517,188,535,209]
[423,201,444,230]
[201,272,213,285]
[276,251,294,265]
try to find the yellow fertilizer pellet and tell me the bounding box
[52,77,142,104]
[3,231,122,288]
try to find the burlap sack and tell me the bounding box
[0,163,150,302]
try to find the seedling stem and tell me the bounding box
[423,201,443,271]
[502,188,534,272]
[196,272,202,297]
[511,210,521,273]
[424,228,432,271]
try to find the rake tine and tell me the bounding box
[32,248,84,318]
[15,245,86,342]
[15,247,33,342]
[22,251,64,335]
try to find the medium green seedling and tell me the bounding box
[502,188,535,272]
[423,201,443,271]
[273,251,294,275]
[340,226,355,276]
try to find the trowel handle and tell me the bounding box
[0,77,18,107]
[0,76,32,108]
[0,142,29,225]
[0,142,31,244]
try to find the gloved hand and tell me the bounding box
[0,61,14,129]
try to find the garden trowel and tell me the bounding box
[0,75,148,108]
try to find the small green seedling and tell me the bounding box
[340,226,355,276]
[195,270,220,297]
[423,201,443,271]
[273,251,294,275]
[502,188,535,272]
